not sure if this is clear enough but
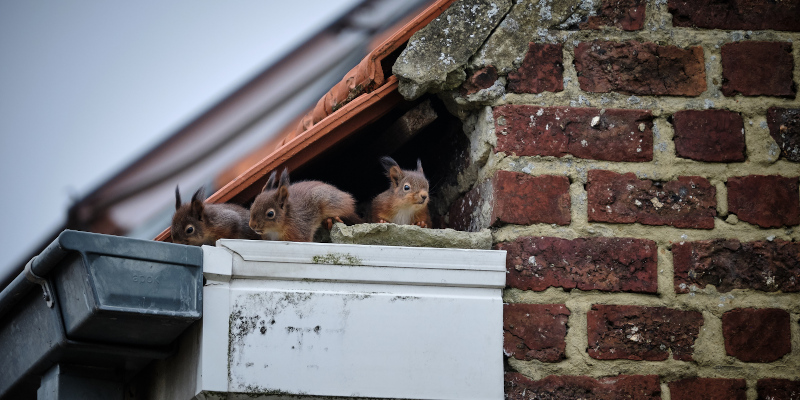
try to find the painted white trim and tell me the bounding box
[195,240,506,400]
[218,239,506,270]
[202,245,233,282]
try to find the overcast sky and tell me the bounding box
[0,0,360,284]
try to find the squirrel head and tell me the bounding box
[249,168,291,236]
[380,156,430,209]
[172,186,212,246]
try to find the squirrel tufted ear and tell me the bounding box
[278,168,291,188]
[190,187,205,219]
[175,185,182,210]
[380,156,399,173]
[263,171,277,192]
[388,165,403,187]
[416,159,424,174]
[380,156,402,186]
[276,185,289,209]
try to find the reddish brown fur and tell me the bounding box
[370,157,432,228]
[172,187,260,246]
[249,169,358,242]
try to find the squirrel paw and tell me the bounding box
[325,217,344,230]
[414,221,428,228]
[378,219,387,224]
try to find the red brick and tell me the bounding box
[449,171,571,231]
[494,105,653,162]
[580,0,646,31]
[574,40,706,96]
[669,378,746,400]
[587,305,703,361]
[722,42,795,98]
[498,236,657,293]
[507,43,563,94]
[767,107,800,162]
[723,308,791,363]
[673,239,800,293]
[668,0,800,32]
[758,379,800,400]
[587,170,716,229]
[672,110,745,162]
[460,66,498,96]
[503,304,569,362]
[505,373,661,400]
[727,175,800,228]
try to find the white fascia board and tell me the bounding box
[216,240,507,288]
[197,284,230,395]
[202,245,233,282]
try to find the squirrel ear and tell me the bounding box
[190,188,205,219]
[416,159,424,174]
[380,156,398,173]
[175,185,182,210]
[276,185,289,209]
[279,168,291,188]
[381,156,402,186]
[388,165,403,187]
[263,171,277,192]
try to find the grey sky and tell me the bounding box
[0,0,360,283]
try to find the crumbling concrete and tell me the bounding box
[393,0,512,100]
[472,0,599,73]
[330,222,492,250]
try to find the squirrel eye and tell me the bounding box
[185,226,194,234]
[403,184,410,191]
[266,209,275,218]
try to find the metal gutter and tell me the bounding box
[0,230,203,399]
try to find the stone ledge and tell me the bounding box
[330,223,492,250]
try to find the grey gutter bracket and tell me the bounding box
[24,260,54,309]
[38,364,122,400]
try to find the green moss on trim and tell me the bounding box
[311,253,363,266]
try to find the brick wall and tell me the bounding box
[436,0,800,397]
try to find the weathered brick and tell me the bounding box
[727,175,800,228]
[587,305,703,361]
[669,378,747,400]
[449,171,571,231]
[668,0,800,32]
[580,0,646,31]
[574,40,706,96]
[507,43,563,94]
[494,105,653,162]
[498,236,657,293]
[587,170,716,229]
[672,110,745,162]
[460,66,498,96]
[723,308,791,363]
[503,304,569,362]
[673,239,800,293]
[505,373,661,400]
[767,107,800,162]
[721,42,795,98]
[758,379,800,400]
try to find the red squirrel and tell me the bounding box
[370,156,432,228]
[249,168,360,242]
[171,186,260,246]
